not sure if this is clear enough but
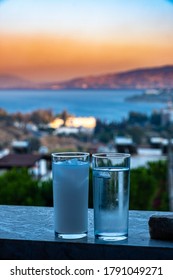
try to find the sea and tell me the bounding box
[0,89,166,122]
[0,89,167,167]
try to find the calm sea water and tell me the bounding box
[0,89,166,122]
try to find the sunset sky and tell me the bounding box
[0,0,173,83]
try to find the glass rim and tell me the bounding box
[92,152,131,159]
[52,152,90,158]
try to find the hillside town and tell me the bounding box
[0,100,173,180]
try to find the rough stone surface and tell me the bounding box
[149,214,173,240]
[1,206,173,259]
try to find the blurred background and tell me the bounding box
[0,0,173,210]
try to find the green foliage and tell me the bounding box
[150,111,161,126]
[0,161,169,211]
[0,168,45,206]
[39,179,53,206]
[130,160,169,211]
[128,111,148,125]
[126,126,145,145]
[94,119,115,143]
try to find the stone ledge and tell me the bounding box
[0,205,173,260]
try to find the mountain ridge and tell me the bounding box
[0,65,173,90]
[0,74,39,89]
[55,65,173,90]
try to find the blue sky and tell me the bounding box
[1,0,173,40]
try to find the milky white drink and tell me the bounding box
[52,157,89,239]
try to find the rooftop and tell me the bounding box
[0,154,42,169]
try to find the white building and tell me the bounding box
[53,126,79,135]
[49,116,96,134]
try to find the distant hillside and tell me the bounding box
[0,75,38,89]
[0,65,173,90]
[54,65,173,90]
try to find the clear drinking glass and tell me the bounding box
[92,153,131,241]
[52,152,90,239]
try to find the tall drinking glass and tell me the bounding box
[52,152,90,239]
[92,153,131,241]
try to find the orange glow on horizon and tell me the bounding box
[1,34,173,82]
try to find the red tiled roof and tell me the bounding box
[0,154,42,168]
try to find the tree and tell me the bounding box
[0,161,169,211]
[130,160,168,211]
[0,168,45,206]
[128,112,148,125]
[29,109,54,125]
[58,110,73,126]
[126,126,145,144]
[28,137,41,152]
[39,179,53,206]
